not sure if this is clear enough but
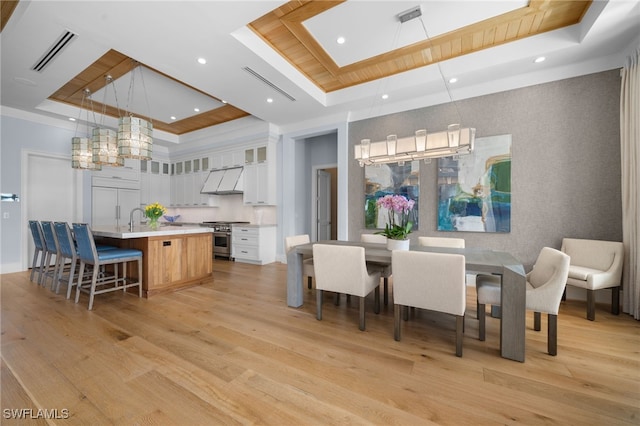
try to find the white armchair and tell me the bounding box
[313,244,381,331]
[392,251,466,357]
[477,247,570,356]
[285,235,314,289]
[561,238,624,321]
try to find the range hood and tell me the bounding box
[201,167,243,194]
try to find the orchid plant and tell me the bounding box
[375,194,416,240]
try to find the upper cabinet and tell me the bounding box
[170,154,219,207]
[140,159,170,207]
[243,143,275,205]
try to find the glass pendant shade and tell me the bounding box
[117,116,153,160]
[72,137,102,170]
[415,129,427,152]
[387,134,397,156]
[92,128,124,166]
[447,124,461,148]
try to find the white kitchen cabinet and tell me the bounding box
[231,225,276,265]
[170,155,219,207]
[221,149,243,168]
[243,143,275,205]
[92,186,140,227]
[140,160,170,207]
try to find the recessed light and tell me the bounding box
[267,98,273,103]
[170,116,176,120]
[381,94,389,100]
[68,117,76,121]
[197,57,207,65]
[534,56,546,63]
[448,77,458,84]
[221,99,227,104]
[337,36,345,44]
[194,108,200,112]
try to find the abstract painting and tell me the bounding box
[437,134,511,232]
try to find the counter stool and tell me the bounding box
[28,220,47,284]
[40,221,61,290]
[72,223,143,310]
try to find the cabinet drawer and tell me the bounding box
[233,245,259,260]
[233,226,258,236]
[232,233,258,246]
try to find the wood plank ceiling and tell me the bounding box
[48,0,592,135]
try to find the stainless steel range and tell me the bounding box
[200,221,249,259]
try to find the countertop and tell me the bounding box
[92,225,213,239]
[231,223,276,228]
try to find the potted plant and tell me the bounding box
[375,194,415,250]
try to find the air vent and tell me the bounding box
[242,67,296,102]
[31,30,77,72]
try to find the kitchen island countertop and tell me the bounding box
[92,225,212,239]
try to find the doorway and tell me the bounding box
[312,165,337,241]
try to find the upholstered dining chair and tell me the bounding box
[361,233,392,306]
[73,223,143,310]
[477,247,570,356]
[313,244,380,331]
[561,238,624,321]
[285,234,314,289]
[392,250,466,357]
[28,220,47,285]
[418,236,465,249]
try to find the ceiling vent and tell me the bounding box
[31,30,77,72]
[242,67,296,101]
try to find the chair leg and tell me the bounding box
[334,293,340,306]
[75,262,85,304]
[587,289,595,321]
[316,289,323,320]
[478,303,486,341]
[548,313,558,356]
[394,304,401,341]
[455,315,464,357]
[534,311,541,331]
[307,276,312,289]
[137,259,143,298]
[611,287,620,315]
[66,258,77,300]
[88,266,99,310]
[359,296,366,331]
[403,305,409,321]
[374,287,380,314]
[383,277,388,306]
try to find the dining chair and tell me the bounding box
[418,236,465,248]
[285,234,314,289]
[53,222,82,298]
[28,220,47,284]
[361,233,392,306]
[476,247,570,355]
[313,244,380,331]
[72,223,143,310]
[392,250,466,357]
[40,221,61,290]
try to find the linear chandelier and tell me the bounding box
[355,5,476,167]
[355,125,475,167]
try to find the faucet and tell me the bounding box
[129,207,146,231]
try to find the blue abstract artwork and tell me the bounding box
[437,134,511,233]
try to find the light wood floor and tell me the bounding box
[1,260,639,425]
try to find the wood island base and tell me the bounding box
[99,232,213,298]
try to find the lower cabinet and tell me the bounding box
[231,225,276,265]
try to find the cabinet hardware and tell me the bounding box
[163,241,171,246]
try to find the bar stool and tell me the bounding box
[72,223,143,310]
[40,221,61,290]
[28,220,46,284]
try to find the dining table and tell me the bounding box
[287,240,527,362]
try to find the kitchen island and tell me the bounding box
[92,225,213,298]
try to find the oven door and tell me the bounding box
[213,231,231,258]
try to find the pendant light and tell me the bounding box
[92,75,124,167]
[117,62,153,160]
[71,89,101,170]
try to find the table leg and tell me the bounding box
[287,250,304,307]
[500,266,526,362]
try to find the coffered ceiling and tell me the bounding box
[1,1,638,146]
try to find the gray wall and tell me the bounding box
[304,133,338,234]
[348,70,622,270]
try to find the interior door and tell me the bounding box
[317,169,331,241]
[25,153,81,269]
